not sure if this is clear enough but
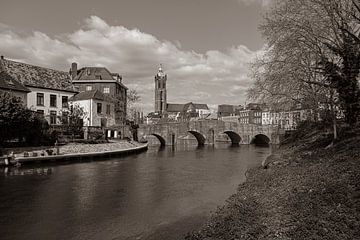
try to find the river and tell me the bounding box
[0,143,271,240]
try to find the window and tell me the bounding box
[50,94,57,107]
[106,104,111,115]
[37,93,44,106]
[36,110,44,115]
[62,111,69,124]
[103,87,110,94]
[86,85,92,91]
[62,96,68,108]
[97,103,102,114]
[50,111,57,125]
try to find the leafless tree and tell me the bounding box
[249,0,360,135]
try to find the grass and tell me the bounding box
[185,124,360,240]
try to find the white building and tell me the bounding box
[261,109,312,130]
[262,111,271,125]
[1,57,77,125]
[69,90,116,128]
[27,86,77,125]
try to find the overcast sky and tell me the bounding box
[0,0,271,113]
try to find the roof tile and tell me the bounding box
[2,59,75,91]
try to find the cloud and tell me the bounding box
[0,16,262,113]
[237,0,272,7]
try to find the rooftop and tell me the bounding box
[73,66,128,89]
[2,58,75,91]
[69,90,115,102]
[167,102,209,112]
[0,71,30,92]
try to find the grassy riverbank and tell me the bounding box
[186,125,360,239]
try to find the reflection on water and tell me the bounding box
[3,167,53,176]
[0,143,271,240]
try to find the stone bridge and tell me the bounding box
[138,120,285,146]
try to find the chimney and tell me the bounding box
[71,62,78,80]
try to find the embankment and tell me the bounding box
[1,141,147,166]
[186,127,360,239]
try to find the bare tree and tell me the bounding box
[126,89,141,121]
[249,0,360,129]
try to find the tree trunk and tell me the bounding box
[330,90,337,140]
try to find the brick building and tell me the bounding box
[217,104,244,118]
[154,64,167,116]
[70,63,127,125]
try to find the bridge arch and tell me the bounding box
[223,130,241,144]
[150,133,166,146]
[251,134,270,145]
[188,130,206,146]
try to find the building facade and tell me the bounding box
[239,109,262,125]
[69,90,116,127]
[71,62,127,125]
[218,104,244,119]
[1,56,77,125]
[166,102,210,121]
[27,86,77,125]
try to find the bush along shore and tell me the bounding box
[186,124,360,239]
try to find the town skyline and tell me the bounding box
[0,0,271,113]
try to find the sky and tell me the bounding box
[0,0,271,113]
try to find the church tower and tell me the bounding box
[154,64,167,115]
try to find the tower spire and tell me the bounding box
[154,63,167,115]
[157,63,164,77]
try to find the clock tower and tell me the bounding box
[154,64,167,116]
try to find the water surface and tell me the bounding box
[0,143,271,240]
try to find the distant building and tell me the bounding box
[261,105,313,129]
[1,56,77,125]
[239,109,262,125]
[218,104,244,118]
[71,62,127,125]
[218,104,235,118]
[154,64,167,116]
[69,90,115,127]
[166,103,185,121]
[261,111,271,125]
[167,102,210,121]
[145,112,162,124]
[151,65,210,121]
